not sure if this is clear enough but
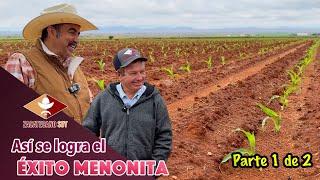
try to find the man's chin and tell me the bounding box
[67,47,76,55]
[132,83,143,89]
[64,52,73,58]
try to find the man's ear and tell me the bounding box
[117,68,125,77]
[116,70,123,78]
[47,25,61,39]
[47,26,56,39]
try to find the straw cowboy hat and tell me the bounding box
[23,3,97,40]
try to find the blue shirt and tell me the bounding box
[116,83,146,107]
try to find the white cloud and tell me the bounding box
[0,0,319,30]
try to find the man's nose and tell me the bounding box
[136,73,145,80]
[74,35,79,43]
[72,32,80,43]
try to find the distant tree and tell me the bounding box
[108,35,114,40]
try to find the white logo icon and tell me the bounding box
[124,49,132,55]
[38,97,54,116]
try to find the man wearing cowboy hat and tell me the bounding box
[4,3,97,123]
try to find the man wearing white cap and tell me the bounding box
[4,4,97,123]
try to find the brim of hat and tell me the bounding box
[23,12,98,40]
[120,57,148,68]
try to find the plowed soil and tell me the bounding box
[1,38,318,180]
[163,41,320,180]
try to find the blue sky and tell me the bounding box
[0,0,319,31]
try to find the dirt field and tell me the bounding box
[1,37,319,179]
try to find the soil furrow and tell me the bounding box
[164,41,313,180]
[167,42,309,119]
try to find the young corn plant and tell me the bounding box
[257,103,281,133]
[163,52,167,59]
[162,66,177,78]
[283,84,298,97]
[220,56,226,65]
[220,128,256,164]
[205,56,213,69]
[295,64,304,76]
[149,54,155,63]
[275,83,300,109]
[102,50,108,56]
[95,79,105,91]
[269,94,288,110]
[161,45,165,53]
[96,59,106,72]
[148,47,154,56]
[287,69,301,87]
[183,51,189,58]
[179,62,191,73]
[239,52,246,60]
[95,43,98,51]
[258,48,267,55]
[175,48,181,57]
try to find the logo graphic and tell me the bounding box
[24,94,67,119]
[38,96,54,116]
[124,49,132,55]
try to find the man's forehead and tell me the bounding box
[125,61,146,71]
[60,23,81,30]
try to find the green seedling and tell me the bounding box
[295,64,304,76]
[284,84,297,96]
[287,70,300,87]
[205,56,213,69]
[95,79,105,91]
[179,62,191,73]
[257,103,281,133]
[269,95,288,110]
[239,52,246,59]
[163,53,167,59]
[149,54,155,63]
[102,50,108,56]
[220,56,226,65]
[161,45,165,52]
[258,48,268,55]
[96,59,105,72]
[175,48,181,57]
[162,66,177,78]
[221,128,256,164]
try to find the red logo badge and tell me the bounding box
[24,94,67,119]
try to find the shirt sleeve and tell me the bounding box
[4,53,35,89]
[152,95,173,162]
[82,92,102,137]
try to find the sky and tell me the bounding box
[0,0,320,31]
